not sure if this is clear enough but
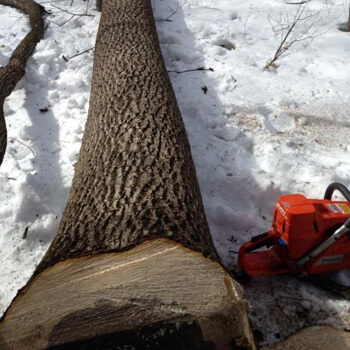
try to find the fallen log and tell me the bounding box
[0,0,255,348]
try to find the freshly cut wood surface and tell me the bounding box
[0,239,254,350]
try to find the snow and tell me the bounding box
[1,0,350,346]
[0,1,99,315]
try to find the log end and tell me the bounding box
[263,326,350,350]
[0,239,255,350]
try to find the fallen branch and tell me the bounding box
[51,3,94,17]
[10,138,35,157]
[156,1,186,22]
[285,1,309,4]
[69,46,95,59]
[0,0,45,166]
[167,67,214,74]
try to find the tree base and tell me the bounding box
[0,239,255,350]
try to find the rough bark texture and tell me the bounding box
[0,1,256,348]
[37,0,218,273]
[0,0,44,165]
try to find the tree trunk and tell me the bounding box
[348,2,350,32]
[36,0,218,274]
[0,0,255,349]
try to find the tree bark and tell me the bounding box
[35,0,218,273]
[348,2,350,32]
[0,0,255,349]
[0,0,44,165]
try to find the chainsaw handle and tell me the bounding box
[324,183,350,203]
[239,233,274,254]
[238,233,274,270]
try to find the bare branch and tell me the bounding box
[167,67,214,74]
[69,47,95,60]
[156,1,186,22]
[265,1,335,69]
[51,4,94,17]
[285,1,309,5]
[10,138,35,157]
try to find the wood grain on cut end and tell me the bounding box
[0,239,255,350]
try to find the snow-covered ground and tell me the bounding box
[1,0,350,346]
[0,0,99,315]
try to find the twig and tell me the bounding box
[85,0,92,16]
[22,227,29,239]
[69,47,95,59]
[46,15,74,27]
[243,11,251,39]
[285,1,309,4]
[167,67,214,74]
[51,4,94,17]
[156,1,186,22]
[34,0,68,3]
[10,138,35,157]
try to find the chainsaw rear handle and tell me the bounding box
[239,232,273,257]
[294,184,350,269]
[245,232,274,252]
[294,216,350,268]
[325,183,350,203]
[324,182,350,233]
[238,232,275,271]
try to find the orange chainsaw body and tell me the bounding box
[239,192,350,276]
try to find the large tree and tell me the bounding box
[0,0,254,349]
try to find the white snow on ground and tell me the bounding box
[0,1,100,315]
[1,0,350,346]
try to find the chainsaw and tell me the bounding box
[237,183,350,297]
